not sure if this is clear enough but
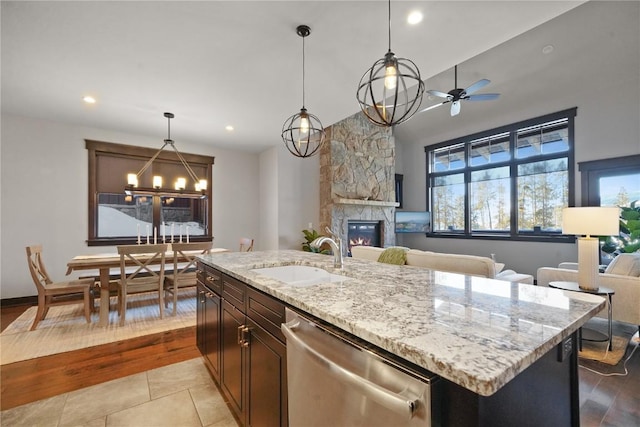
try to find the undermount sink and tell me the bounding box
[250,265,349,287]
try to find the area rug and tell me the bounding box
[0,289,196,365]
[578,335,630,365]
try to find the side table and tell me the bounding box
[549,281,615,351]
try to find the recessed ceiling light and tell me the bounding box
[407,11,423,25]
[83,96,96,104]
[225,125,234,132]
[542,45,554,54]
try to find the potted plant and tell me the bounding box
[601,201,640,258]
[301,229,330,254]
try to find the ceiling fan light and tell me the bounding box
[451,101,461,116]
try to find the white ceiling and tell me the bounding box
[1,1,586,153]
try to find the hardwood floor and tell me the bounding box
[1,303,199,411]
[2,304,638,425]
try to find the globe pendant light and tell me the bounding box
[282,25,326,158]
[356,0,425,127]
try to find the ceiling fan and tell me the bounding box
[421,65,500,116]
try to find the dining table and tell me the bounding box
[66,247,229,326]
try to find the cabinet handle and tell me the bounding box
[240,325,250,347]
[196,269,203,274]
[237,325,245,345]
[206,276,214,283]
[198,290,205,303]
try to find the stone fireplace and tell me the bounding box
[347,220,383,254]
[319,112,398,256]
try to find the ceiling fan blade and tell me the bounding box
[466,93,500,101]
[450,100,461,116]
[464,79,490,96]
[418,101,447,114]
[427,89,452,99]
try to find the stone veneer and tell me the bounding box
[319,111,398,255]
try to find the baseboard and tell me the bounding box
[1,296,37,307]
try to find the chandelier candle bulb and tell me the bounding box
[137,224,141,245]
[146,225,150,245]
[162,222,165,243]
[186,226,189,243]
[199,179,207,191]
[153,176,162,189]
[154,227,157,244]
[179,225,183,243]
[171,223,174,243]
[127,174,138,187]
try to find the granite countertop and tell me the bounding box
[198,250,605,396]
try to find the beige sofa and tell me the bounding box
[350,246,534,284]
[537,254,640,329]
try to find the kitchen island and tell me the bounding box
[198,250,605,426]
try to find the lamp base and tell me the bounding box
[577,237,600,292]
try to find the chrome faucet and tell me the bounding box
[310,227,344,269]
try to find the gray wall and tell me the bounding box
[0,113,262,299]
[394,1,640,277]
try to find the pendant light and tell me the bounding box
[282,25,326,158]
[356,0,425,127]
[125,112,207,198]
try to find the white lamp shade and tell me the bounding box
[561,207,619,237]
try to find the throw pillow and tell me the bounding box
[604,253,640,277]
[377,247,407,265]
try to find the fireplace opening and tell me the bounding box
[347,220,382,255]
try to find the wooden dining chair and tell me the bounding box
[116,244,168,326]
[26,245,95,331]
[239,237,254,252]
[164,241,213,315]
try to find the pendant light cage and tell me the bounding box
[282,24,326,158]
[356,0,425,127]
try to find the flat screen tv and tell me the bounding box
[395,211,430,233]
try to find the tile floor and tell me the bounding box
[0,358,237,427]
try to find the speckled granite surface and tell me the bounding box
[199,250,605,396]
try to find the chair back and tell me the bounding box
[239,237,254,252]
[117,244,168,288]
[170,241,213,284]
[26,245,53,292]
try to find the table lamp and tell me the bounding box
[561,207,619,290]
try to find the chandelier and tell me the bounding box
[281,25,326,158]
[356,0,425,127]
[125,112,207,198]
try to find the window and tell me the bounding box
[86,140,214,246]
[579,154,640,208]
[426,108,576,240]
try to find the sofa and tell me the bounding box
[537,253,640,329]
[350,246,534,284]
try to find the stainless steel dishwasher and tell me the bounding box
[281,308,439,427]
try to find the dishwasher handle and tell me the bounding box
[281,319,418,420]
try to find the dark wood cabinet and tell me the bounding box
[197,262,288,427]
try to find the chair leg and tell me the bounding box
[173,284,178,316]
[159,284,164,319]
[83,288,91,324]
[119,288,127,326]
[30,294,46,331]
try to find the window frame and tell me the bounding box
[86,139,214,246]
[579,154,640,207]
[425,108,577,242]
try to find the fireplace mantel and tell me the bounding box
[334,198,400,208]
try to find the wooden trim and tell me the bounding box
[0,296,37,307]
[85,139,215,165]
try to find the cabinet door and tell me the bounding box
[221,299,247,423]
[196,283,206,356]
[204,288,221,382]
[246,317,288,427]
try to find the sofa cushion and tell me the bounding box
[405,250,495,278]
[604,253,640,276]
[377,247,407,265]
[350,246,384,261]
